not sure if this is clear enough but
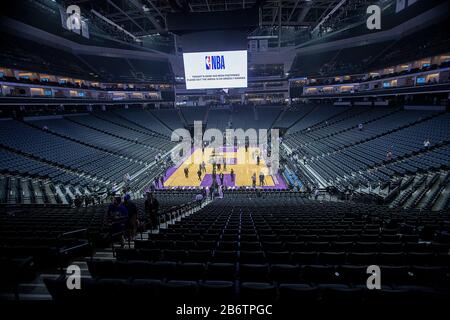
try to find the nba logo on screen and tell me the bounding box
[205,55,225,70]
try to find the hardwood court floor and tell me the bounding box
[164,147,276,187]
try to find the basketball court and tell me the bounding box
[163,146,287,189]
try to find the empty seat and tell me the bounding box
[88,260,116,278]
[405,242,431,253]
[155,240,173,249]
[377,252,405,265]
[319,285,363,304]
[206,263,236,281]
[354,242,379,252]
[302,265,336,284]
[266,251,291,264]
[291,252,317,265]
[134,240,156,249]
[402,235,419,243]
[337,265,367,285]
[279,235,297,242]
[270,264,301,283]
[213,250,238,263]
[347,252,376,265]
[161,280,198,300]
[163,249,187,262]
[139,249,162,261]
[278,284,319,302]
[240,282,276,301]
[116,261,151,278]
[379,242,404,253]
[411,266,449,286]
[131,279,162,299]
[240,264,269,282]
[148,261,176,279]
[307,242,330,252]
[240,241,261,251]
[175,263,205,281]
[284,241,307,252]
[186,250,212,263]
[197,240,216,250]
[240,234,258,242]
[240,251,266,264]
[331,241,353,252]
[381,265,411,285]
[115,248,140,261]
[199,281,235,301]
[262,241,284,251]
[318,252,346,265]
[431,242,450,253]
[92,278,129,299]
[218,241,238,251]
[260,235,278,242]
[380,235,400,242]
[406,252,435,266]
[359,234,379,242]
[175,240,196,250]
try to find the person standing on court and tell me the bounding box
[259,172,264,186]
[197,168,202,181]
[219,172,224,185]
[252,173,257,188]
[201,160,206,173]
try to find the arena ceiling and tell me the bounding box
[64,0,389,37]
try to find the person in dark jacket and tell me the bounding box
[107,196,128,246]
[107,196,128,218]
[145,192,160,230]
[259,171,265,186]
[123,194,138,240]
